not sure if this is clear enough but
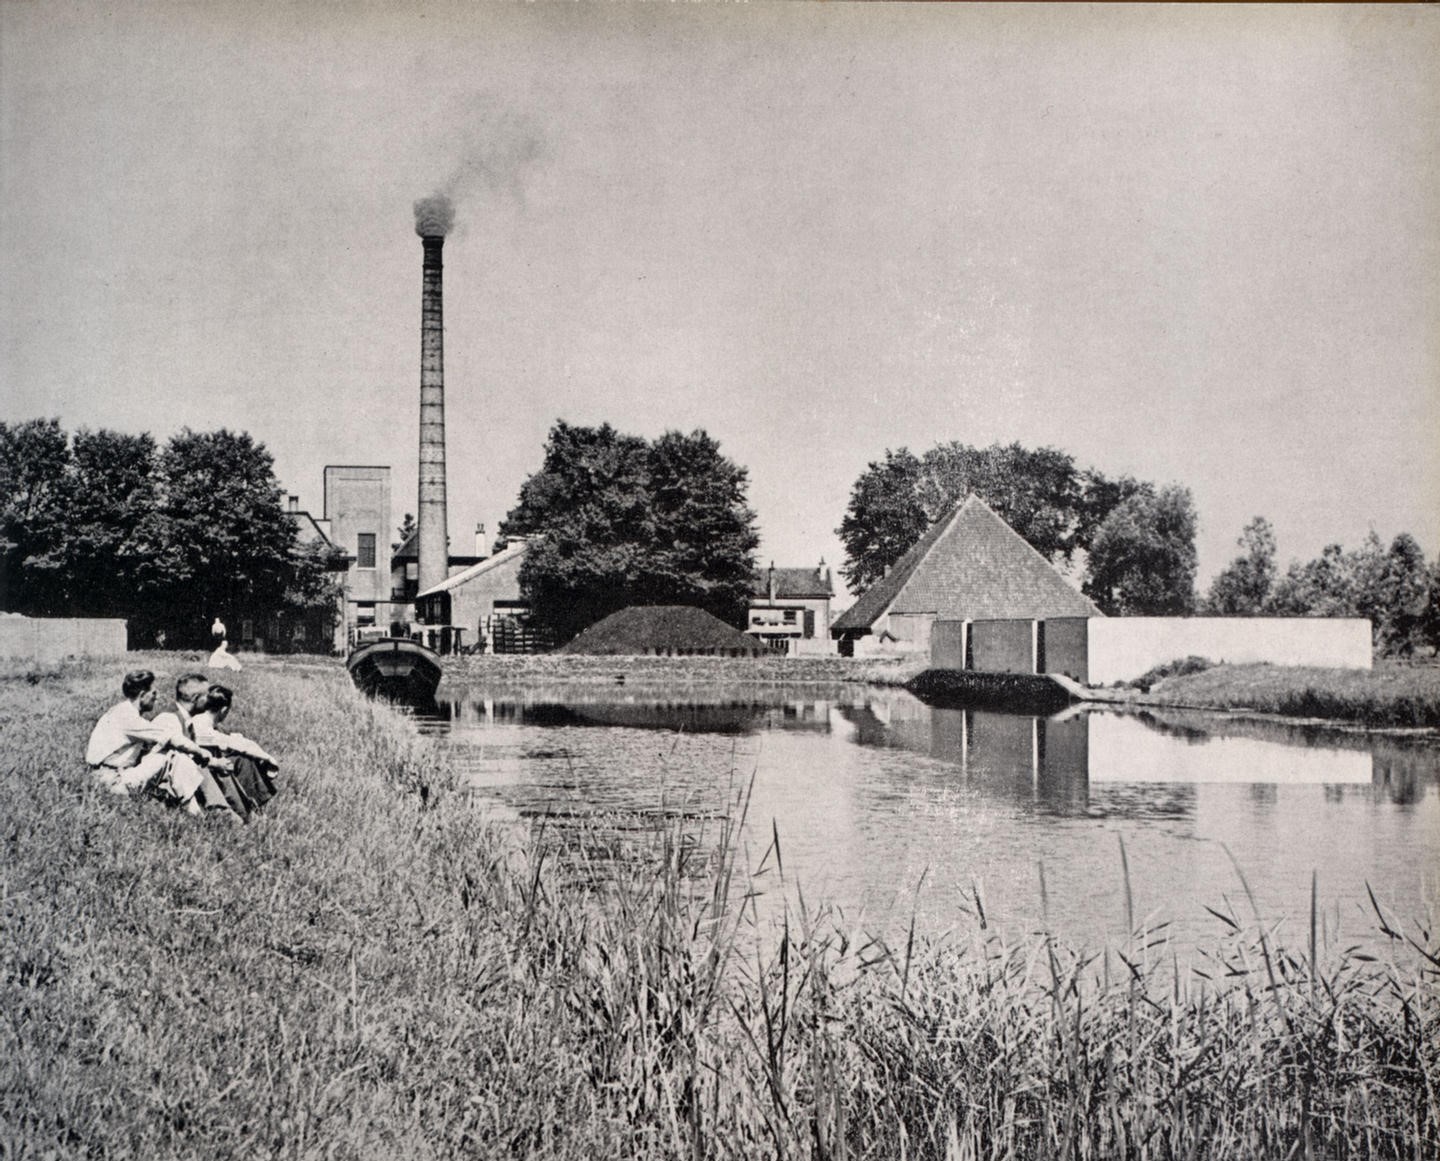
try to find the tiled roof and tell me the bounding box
[831,495,1100,632]
[749,566,835,600]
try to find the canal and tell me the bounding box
[411,681,1439,955]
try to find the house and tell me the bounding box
[830,494,1100,658]
[413,538,535,653]
[746,562,837,656]
[231,494,350,653]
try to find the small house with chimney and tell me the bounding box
[414,538,538,653]
[746,562,837,656]
[830,494,1101,658]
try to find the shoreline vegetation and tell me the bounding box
[3,655,1437,1158]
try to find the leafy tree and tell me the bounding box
[500,421,759,642]
[1268,543,1360,618]
[394,512,416,552]
[0,418,71,613]
[53,429,158,617]
[134,429,298,646]
[1083,484,1198,615]
[1424,555,1440,655]
[1204,516,1277,614]
[836,449,927,591]
[1373,534,1430,655]
[645,429,760,621]
[836,442,1117,592]
[280,535,350,648]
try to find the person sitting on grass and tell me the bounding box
[192,682,279,820]
[84,669,219,817]
[152,673,245,821]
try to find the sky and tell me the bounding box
[3,1,1437,599]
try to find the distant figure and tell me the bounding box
[84,669,215,815]
[211,616,226,643]
[193,682,278,820]
[153,673,243,820]
[208,638,242,671]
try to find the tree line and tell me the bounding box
[7,413,1436,657]
[0,419,347,648]
[835,442,1200,616]
[1204,517,1440,655]
[836,440,1440,656]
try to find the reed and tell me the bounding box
[2,656,1435,1159]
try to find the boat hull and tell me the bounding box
[346,638,443,702]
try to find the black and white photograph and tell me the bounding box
[2,2,1437,1157]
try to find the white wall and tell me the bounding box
[0,616,128,663]
[1085,617,1372,685]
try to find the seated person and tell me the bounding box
[152,673,244,820]
[192,682,279,818]
[85,669,216,816]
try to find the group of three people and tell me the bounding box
[85,670,279,821]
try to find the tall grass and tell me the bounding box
[2,656,1436,1158]
[1145,660,1440,728]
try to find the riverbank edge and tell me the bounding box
[2,657,1436,1158]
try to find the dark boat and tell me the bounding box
[347,637,443,702]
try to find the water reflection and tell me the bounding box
[414,683,1440,949]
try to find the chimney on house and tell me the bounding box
[414,196,452,597]
[768,562,776,602]
[287,495,299,513]
[475,523,489,558]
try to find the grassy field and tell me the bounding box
[1139,660,1440,729]
[3,655,1437,1159]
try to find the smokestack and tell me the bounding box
[415,194,452,597]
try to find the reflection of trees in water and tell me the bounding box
[429,689,841,735]
[1126,706,1439,805]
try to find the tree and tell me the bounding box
[500,421,759,642]
[835,441,1141,594]
[1204,516,1277,614]
[1083,484,1198,615]
[134,429,298,645]
[0,418,71,614]
[1374,534,1430,656]
[835,448,927,591]
[53,429,158,617]
[394,512,416,552]
[644,429,760,622]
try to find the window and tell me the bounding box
[357,533,377,569]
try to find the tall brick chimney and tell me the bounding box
[417,232,448,596]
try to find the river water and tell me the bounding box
[410,681,1439,954]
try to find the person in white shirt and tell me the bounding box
[84,670,214,814]
[152,673,243,820]
[193,682,279,818]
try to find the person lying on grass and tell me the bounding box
[191,682,279,821]
[84,669,227,817]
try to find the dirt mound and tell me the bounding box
[560,605,774,657]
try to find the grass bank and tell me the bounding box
[1137,660,1440,730]
[3,656,1437,1158]
[443,651,927,688]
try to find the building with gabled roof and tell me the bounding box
[831,494,1101,657]
[746,561,837,655]
[414,538,535,653]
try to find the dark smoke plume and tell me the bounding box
[414,193,455,238]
